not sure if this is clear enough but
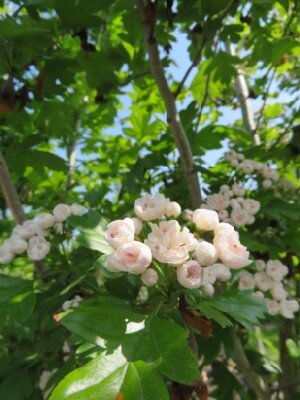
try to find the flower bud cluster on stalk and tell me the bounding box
[104,193,252,296]
[0,203,85,264]
[240,259,299,319]
[225,149,296,194]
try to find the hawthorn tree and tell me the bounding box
[0,1,299,399]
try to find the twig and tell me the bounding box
[226,42,261,145]
[233,334,271,400]
[191,71,211,147]
[120,70,150,87]
[254,67,276,136]
[0,151,26,224]
[138,0,201,208]
[174,0,239,98]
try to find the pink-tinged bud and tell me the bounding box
[9,237,28,254]
[37,213,56,229]
[104,218,135,249]
[177,260,202,289]
[231,183,245,197]
[106,241,152,274]
[262,179,272,189]
[53,204,71,222]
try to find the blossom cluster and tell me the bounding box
[199,183,260,227]
[225,149,295,193]
[104,193,251,294]
[0,203,85,264]
[239,259,299,319]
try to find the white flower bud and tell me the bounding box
[195,241,218,266]
[202,265,217,285]
[9,237,28,254]
[255,259,266,271]
[202,284,214,297]
[262,179,272,189]
[166,201,181,218]
[141,268,158,286]
[53,204,71,222]
[212,263,231,281]
[252,291,264,300]
[267,300,279,316]
[193,209,219,231]
[37,213,56,229]
[182,209,193,220]
[270,282,288,301]
[0,243,14,264]
[238,271,255,290]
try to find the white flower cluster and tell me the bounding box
[199,183,260,227]
[238,259,299,319]
[104,193,251,294]
[0,203,85,264]
[224,149,295,193]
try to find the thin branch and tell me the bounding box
[191,70,211,147]
[138,0,201,208]
[0,151,26,224]
[233,335,271,400]
[254,67,276,136]
[174,0,239,98]
[226,42,261,145]
[120,70,150,87]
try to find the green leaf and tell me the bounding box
[69,210,113,254]
[0,275,35,325]
[68,210,105,233]
[0,369,32,400]
[239,231,268,253]
[199,300,232,328]
[76,233,113,254]
[61,301,199,384]
[50,349,169,400]
[212,290,266,329]
[199,290,266,330]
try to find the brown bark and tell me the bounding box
[138,0,201,209]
